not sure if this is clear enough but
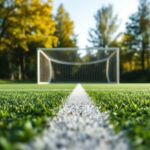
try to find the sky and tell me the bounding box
[52,0,139,48]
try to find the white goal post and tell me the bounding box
[37,47,120,84]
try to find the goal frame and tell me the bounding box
[37,47,120,84]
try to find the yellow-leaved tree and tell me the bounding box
[0,0,57,80]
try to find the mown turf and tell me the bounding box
[0,83,75,90]
[84,84,150,150]
[1,83,150,150]
[0,84,74,150]
[83,83,150,90]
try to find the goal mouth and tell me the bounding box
[37,47,120,84]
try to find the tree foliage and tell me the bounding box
[54,4,77,48]
[123,0,150,70]
[0,0,57,80]
[88,4,119,47]
[0,0,57,51]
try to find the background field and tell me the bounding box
[83,83,150,90]
[0,83,75,90]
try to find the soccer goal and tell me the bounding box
[37,47,120,84]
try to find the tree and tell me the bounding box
[88,4,120,47]
[52,4,78,80]
[54,4,77,48]
[0,0,57,80]
[123,0,150,70]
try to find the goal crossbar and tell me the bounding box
[38,47,119,51]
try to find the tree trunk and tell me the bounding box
[18,51,26,80]
[9,62,15,80]
[18,64,22,80]
[146,50,150,69]
[8,52,15,80]
[141,49,145,70]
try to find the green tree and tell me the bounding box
[124,0,150,70]
[0,0,57,80]
[51,4,78,81]
[54,4,77,48]
[88,4,120,47]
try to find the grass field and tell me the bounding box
[83,84,150,150]
[0,83,150,150]
[84,83,150,90]
[0,83,75,90]
[0,84,75,150]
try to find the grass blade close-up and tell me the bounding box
[0,84,74,150]
[84,84,150,150]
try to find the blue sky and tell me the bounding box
[53,0,138,47]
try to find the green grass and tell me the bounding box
[84,83,150,90]
[0,83,75,90]
[1,83,150,150]
[0,79,35,84]
[0,84,74,150]
[84,84,150,150]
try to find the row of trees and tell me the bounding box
[88,4,120,47]
[88,0,150,73]
[0,0,77,80]
[121,0,150,71]
[0,0,150,81]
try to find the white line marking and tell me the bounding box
[23,84,129,150]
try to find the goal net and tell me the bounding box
[37,47,119,84]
